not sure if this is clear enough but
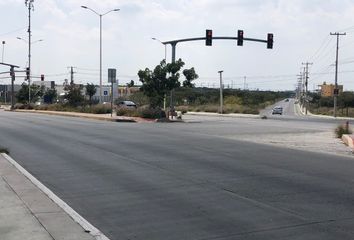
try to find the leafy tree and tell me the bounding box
[16,83,44,104]
[182,67,198,88]
[43,88,57,104]
[138,59,185,108]
[127,80,135,88]
[85,83,97,105]
[66,81,84,106]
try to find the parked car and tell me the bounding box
[118,100,137,109]
[285,98,289,102]
[272,106,283,115]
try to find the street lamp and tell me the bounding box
[17,37,43,45]
[81,5,120,104]
[1,41,5,63]
[152,37,168,111]
[218,70,224,114]
[152,37,167,61]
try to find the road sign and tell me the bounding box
[104,90,108,96]
[108,68,116,83]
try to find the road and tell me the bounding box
[0,105,354,240]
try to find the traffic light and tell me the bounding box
[267,33,274,49]
[26,67,30,80]
[237,30,244,46]
[334,88,339,95]
[206,29,212,46]
[41,74,44,81]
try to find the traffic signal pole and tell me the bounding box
[163,31,273,115]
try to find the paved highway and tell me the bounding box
[0,108,354,240]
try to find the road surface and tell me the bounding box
[0,108,353,240]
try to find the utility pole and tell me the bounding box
[69,66,76,84]
[302,62,313,115]
[25,0,34,104]
[1,41,5,62]
[330,32,346,117]
[218,70,224,114]
[243,76,247,90]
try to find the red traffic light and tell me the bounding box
[205,29,212,46]
[237,30,244,46]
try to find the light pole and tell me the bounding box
[25,0,34,103]
[152,37,167,111]
[81,6,120,104]
[152,37,167,61]
[218,70,224,114]
[1,41,5,62]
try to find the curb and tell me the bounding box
[342,134,354,149]
[1,153,110,240]
[185,111,260,119]
[7,109,150,123]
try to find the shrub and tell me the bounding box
[0,147,9,154]
[335,123,352,138]
[116,108,139,117]
[89,104,112,114]
[138,108,166,119]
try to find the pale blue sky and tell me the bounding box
[1,0,354,91]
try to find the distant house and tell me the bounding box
[319,82,343,97]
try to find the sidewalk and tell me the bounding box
[0,153,105,240]
[9,109,154,123]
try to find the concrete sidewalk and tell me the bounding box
[0,153,104,240]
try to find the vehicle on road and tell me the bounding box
[272,106,283,115]
[285,98,289,102]
[118,100,137,109]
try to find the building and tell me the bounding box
[0,84,22,104]
[319,82,343,97]
[32,80,55,90]
[118,86,140,97]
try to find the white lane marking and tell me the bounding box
[1,153,110,240]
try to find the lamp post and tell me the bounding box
[1,41,5,62]
[81,6,120,104]
[152,37,167,111]
[218,70,224,114]
[151,37,167,61]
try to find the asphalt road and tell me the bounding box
[1,109,354,240]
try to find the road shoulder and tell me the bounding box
[0,153,106,240]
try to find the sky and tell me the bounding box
[1,0,354,91]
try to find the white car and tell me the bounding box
[118,101,137,109]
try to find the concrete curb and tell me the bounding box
[1,153,110,240]
[7,109,157,123]
[185,111,260,119]
[342,134,354,149]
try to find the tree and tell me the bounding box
[182,67,198,88]
[16,83,44,104]
[66,81,84,106]
[85,83,97,105]
[138,59,185,108]
[127,80,135,88]
[43,88,57,104]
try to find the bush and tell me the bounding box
[88,104,112,114]
[0,147,9,154]
[116,107,166,119]
[139,108,166,119]
[116,108,139,117]
[14,103,34,110]
[335,123,352,138]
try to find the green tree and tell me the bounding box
[66,81,84,106]
[16,83,44,104]
[85,83,97,105]
[138,59,185,108]
[182,67,198,88]
[127,80,135,88]
[43,88,57,104]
